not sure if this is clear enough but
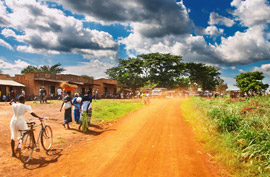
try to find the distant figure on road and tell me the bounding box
[72,93,81,124]
[95,89,99,101]
[9,89,16,105]
[57,87,62,100]
[21,89,25,96]
[141,92,146,104]
[60,91,72,129]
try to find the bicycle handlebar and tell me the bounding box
[29,117,49,121]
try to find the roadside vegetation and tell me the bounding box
[181,96,270,177]
[91,99,144,123]
[28,99,143,124]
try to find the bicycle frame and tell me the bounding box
[20,119,46,150]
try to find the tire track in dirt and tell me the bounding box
[26,98,223,177]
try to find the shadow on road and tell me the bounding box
[67,126,116,136]
[23,148,63,170]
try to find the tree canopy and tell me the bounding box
[139,53,185,88]
[185,63,220,91]
[106,53,222,91]
[21,63,65,74]
[81,75,94,80]
[235,71,269,95]
[106,58,145,90]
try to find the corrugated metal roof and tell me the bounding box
[0,80,25,87]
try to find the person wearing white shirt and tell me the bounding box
[21,89,25,96]
[57,88,62,100]
[10,95,42,157]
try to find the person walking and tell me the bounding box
[43,87,47,103]
[57,87,62,100]
[95,89,99,101]
[9,89,16,105]
[60,91,72,129]
[78,90,92,132]
[39,87,43,104]
[10,95,42,157]
[21,89,25,96]
[72,93,81,124]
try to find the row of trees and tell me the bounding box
[106,53,221,91]
[21,63,65,74]
[20,63,94,79]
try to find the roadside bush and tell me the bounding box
[187,96,270,176]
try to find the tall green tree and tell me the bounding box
[235,71,269,95]
[39,63,65,74]
[0,69,2,74]
[21,65,39,74]
[138,53,185,89]
[106,58,145,90]
[185,63,221,91]
[21,63,65,74]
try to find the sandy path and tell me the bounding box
[26,98,222,177]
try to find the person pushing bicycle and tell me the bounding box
[10,95,42,157]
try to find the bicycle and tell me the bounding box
[17,117,53,163]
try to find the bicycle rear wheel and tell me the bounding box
[41,125,53,151]
[19,131,34,163]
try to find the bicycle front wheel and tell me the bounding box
[19,131,34,163]
[41,125,53,151]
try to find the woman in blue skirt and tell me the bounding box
[72,93,81,124]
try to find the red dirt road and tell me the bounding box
[23,98,224,177]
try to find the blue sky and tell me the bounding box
[0,0,270,90]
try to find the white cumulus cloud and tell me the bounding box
[208,12,235,27]
[64,60,115,79]
[0,58,30,76]
[0,39,13,50]
[0,0,118,60]
[231,0,270,27]
[253,64,270,75]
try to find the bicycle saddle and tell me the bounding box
[27,121,36,125]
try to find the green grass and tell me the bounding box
[181,96,270,177]
[91,99,144,124]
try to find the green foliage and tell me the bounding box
[81,75,94,79]
[235,72,269,95]
[21,63,65,74]
[106,53,221,90]
[0,69,2,74]
[21,65,39,74]
[185,62,221,91]
[139,53,185,88]
[140,80,158,90]
[189,96,270,176]
[106,58,145,90]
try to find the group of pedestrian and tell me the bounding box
[60,90,92,132]
[8,88,93,158]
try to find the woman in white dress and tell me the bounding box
[10,95,42,157]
